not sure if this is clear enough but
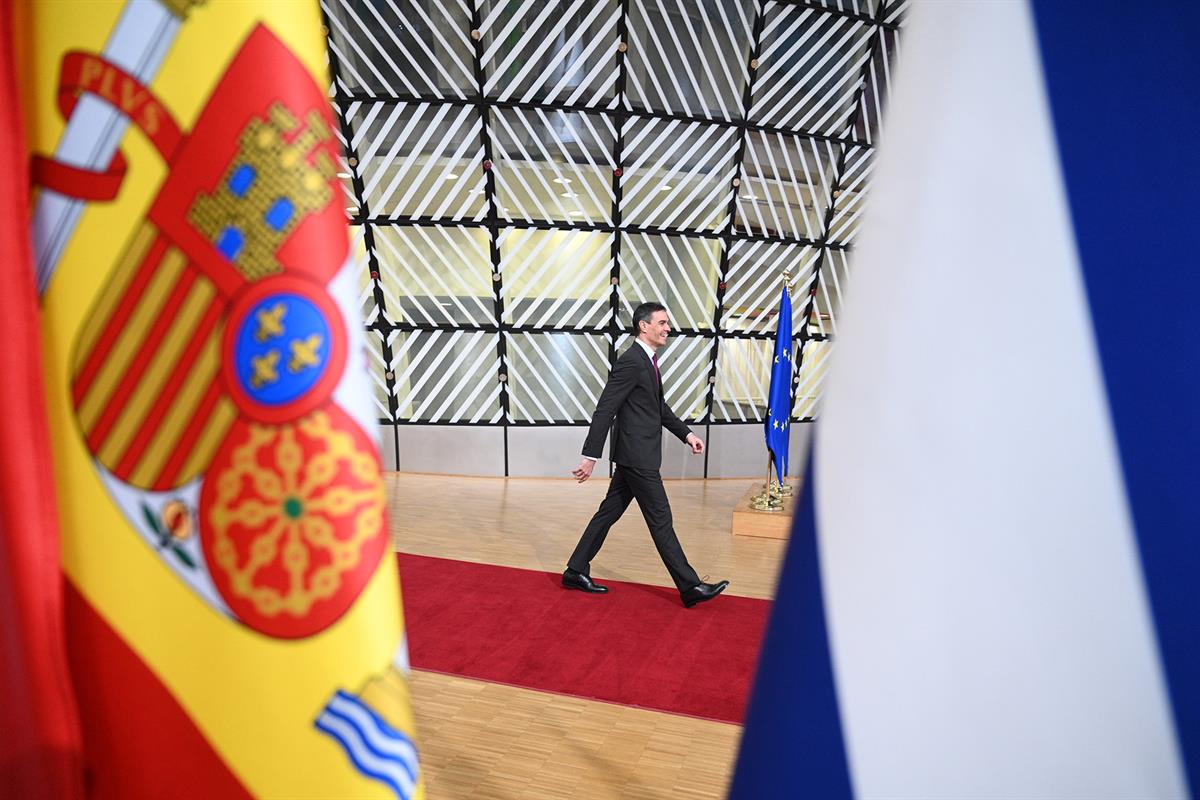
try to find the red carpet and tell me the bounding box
[397,553,771,724]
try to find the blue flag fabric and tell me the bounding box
[764,285,792,483]
[731,2,1196,798]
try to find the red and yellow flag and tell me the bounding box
[13,1,423,796]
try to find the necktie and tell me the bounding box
[652,353,661,385]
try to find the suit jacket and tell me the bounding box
[582,343,692,470]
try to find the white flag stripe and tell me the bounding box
[818,3,1186,797]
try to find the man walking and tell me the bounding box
[564,302,729,608]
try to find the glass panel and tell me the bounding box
[625,0,756,120]
[391,330,502,422]
[750,6,875,137]
[712,337,769,422]
[618,233,720,331]
[724,241,819,336]
[505,333,610,423]
[658,334,713,422]
[347,102,486,220]
[499,228,612,329]
[478,0,620,107]
[826,146,872,245]
[490,107,616,225]
[372,226,495,326]
[735,132,840,241]
[792,339,832,420]
[620,118,738,232]
[325,0,476,98]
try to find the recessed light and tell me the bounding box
[337,172,352,179]
[561,192,577,198]
[553,177,571,184]
[445,173,459,180]
[743,194,758,201]
[569,210,585,216]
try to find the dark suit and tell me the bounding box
[568,343,701,591]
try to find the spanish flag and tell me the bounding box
[9,0,423,796]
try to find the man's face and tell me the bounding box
[639,310,671,349]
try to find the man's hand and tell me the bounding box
[686,433,704,455]
[572,458,596,483]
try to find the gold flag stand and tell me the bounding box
[750,455,791,512]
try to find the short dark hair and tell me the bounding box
[632,302,667,335]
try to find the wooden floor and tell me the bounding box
[386,473,787,799]
[410,671,739,800]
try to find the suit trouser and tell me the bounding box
[567,464,700,592]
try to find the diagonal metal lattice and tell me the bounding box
[322,0,908,472]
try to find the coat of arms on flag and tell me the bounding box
[24,2,423,796]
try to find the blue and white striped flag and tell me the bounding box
[732,2,1198,798]
[316,690,421,799]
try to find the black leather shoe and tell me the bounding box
[563,568,609,594]
[681,579,729,608]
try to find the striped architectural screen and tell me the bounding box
[321,0,906,436]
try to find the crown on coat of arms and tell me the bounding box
[188,103,336,280]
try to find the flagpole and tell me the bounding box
[751,453,782,513]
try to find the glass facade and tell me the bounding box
[323,0,907,466]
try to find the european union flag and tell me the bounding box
[765,285,792,484]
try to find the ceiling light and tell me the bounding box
[337,172,352,179]
[659,184,673,191]
[561,192,577,198]
[445,173,459,179]
[568,210,585,216]
[553,177,571,184]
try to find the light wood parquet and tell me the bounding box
[385,473,787,599]
[387,473,787,799]
[410,671,741,800]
